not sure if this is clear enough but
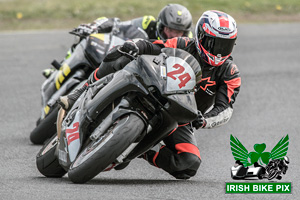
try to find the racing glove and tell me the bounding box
[120,41,139,58]
[72,24,98,37]
[93,17,114,33]
[192,111,207,129]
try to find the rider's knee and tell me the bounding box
[171,155,201,179]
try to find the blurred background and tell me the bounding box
[1,0,300,31]
[1,1,299,199]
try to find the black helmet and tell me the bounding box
[156,4,192,40]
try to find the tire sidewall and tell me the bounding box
[30,105,59,144]
[68,114,145,183]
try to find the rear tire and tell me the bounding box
[30,105,59,145]
[36,134,67,177]
[68,114,145,184]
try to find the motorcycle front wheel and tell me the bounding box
[30,105,59,145]
[68,114,145,184]
[36,134,67,177]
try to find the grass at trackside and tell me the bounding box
[1,0,300,31]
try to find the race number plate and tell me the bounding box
[166,56,196,92]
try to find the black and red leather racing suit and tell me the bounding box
[89,37,241,179]
[94,37,241,129]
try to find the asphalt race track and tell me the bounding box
[0,23,299,200]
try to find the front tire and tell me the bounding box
[68,114,145,184]
[36,134,67,177]
[30,105,59,145]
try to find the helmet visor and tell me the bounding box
[201,36,236,57]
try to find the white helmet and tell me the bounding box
[195,10,237,66]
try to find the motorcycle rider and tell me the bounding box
[57,3,193,106]
[45,3,193,77]
[265,156,289,180]
[59,10,241,180]
[72,4,193,41]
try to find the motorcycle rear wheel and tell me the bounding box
[36,134,67,177]
[30,105,59,145]
[68,114,145,184]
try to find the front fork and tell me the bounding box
[89,97,148,141]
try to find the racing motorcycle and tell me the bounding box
[30,23,148,144]
[265,156,289,180]
[36,48,202,183]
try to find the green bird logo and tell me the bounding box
[230,134,289,167]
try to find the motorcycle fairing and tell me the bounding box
[58,98,87,169]
[65,111,81,162]
[55,63,71,90]
[85,34,109,68]
[126,49,199,122]
[166,93,198,123]
[162,48,202,85]
[54,38,91,88]
[86,34,126,68]
[107,35,126,51]
[127,48,201,96]
[85,69,149,121]
[124,108,178,161]
[40,39,92,118]
[89,98,147,141]
[41,71,86,119]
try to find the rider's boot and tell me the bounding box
[139,142,165,167]
[114,161,131,170]
[114,142,164,171]
[57,67,115,111]
[58,83,88,111]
